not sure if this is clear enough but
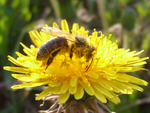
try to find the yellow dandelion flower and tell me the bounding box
[4,20,148,108]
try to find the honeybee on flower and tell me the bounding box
[4,20,148,113]
[36,26,95,70]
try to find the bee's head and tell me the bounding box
[74,35,95,61]
[75,35,88,47]
[86,45,95,62]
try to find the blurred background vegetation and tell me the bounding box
[0,0,150,113]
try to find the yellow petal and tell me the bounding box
[61,20,69,33]
[123,82,144,92]
[60,79,70,93]
[4,66,29,74]
[7,55,24,67]
[106,92,121,104]
[94,88,107,103]
[29,30,43,47]
[70,76,78,87]
[111,81,134,94]
[74,84,84,100]
[20,42,34,57]
[53,22,59,29]
[36,87,51,100]
[69,84,77,94]
[81,82,95,95]
[71,23,79,34]
[12,82,48,89]
[59,91,70,104]
[92,83,114,98]
[87,71,99,79]
[123,74,148,86]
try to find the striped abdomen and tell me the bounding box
[36,37,68,61]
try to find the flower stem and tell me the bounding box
[96,0,108,30]
[49,0,61,21]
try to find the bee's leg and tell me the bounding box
[80,52,84,57]
[45,57,53,70]
[85,58,93,72]
[45,49,61,70]
[70,44,74,59]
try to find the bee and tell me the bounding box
[36,27,95,70]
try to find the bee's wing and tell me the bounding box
[41,27,76,42]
